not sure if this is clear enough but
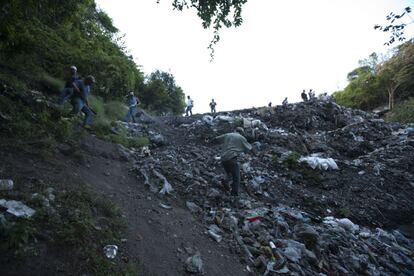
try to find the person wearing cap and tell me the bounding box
[124,92,139,123]
[59,65,79,105]
[213,127,252,197]
[70,75,95,127]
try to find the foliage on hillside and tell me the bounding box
[389,98,414,123]
[0,0,186,115]
[334,40,414,113]
[0,0,143,99]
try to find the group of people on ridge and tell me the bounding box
[301,89,316,102]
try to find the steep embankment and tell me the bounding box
[1,88,414,275]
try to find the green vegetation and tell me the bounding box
[338,207,352,218]
[389,98,414,123]
[282,152,322,185]
[141,70,186,115]
[334,40,414,120]
[0,185,127,274]
[0,0,185,115]
[0,93,74,147]
[172,0,247,59]
[283,152,300,169]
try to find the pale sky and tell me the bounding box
[96,0,414,113]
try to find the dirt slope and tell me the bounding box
[0,132,248,276]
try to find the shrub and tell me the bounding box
[39,73,65,94]
[389,98,414,123]
[283,152,300,169]
[105,101,127,121]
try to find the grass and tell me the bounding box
[87,95,149,149]
[389,98,414,123]
[0,184,129,274]
[0,94,75,150]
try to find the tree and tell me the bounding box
[375,7,413,46]
[377,40,414,110]
[0,0,144,99]
[170,0,247,59]
[140,70,185,115]
[335,40,414,111]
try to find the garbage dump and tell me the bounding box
[125,99,413,274]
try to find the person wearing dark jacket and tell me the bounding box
[301,90,308,102]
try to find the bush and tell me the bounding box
[0,95,73,143]
[283,152,300,169]
[389,98,414,123]
[105,100,127,121]
[39,73,64,94]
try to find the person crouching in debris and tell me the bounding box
[213,127,252,197]
[125,92,139,123]
[70,75,95,128]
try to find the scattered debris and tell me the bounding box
[103,245,118,259]
[0,179,14,191]
[0,199,35,218]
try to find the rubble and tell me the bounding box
[127,99,413,275]
[0,179,13,191]
[0,199,36,218]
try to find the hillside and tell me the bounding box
[0,88,413,275]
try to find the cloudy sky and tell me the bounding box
[96,0,414,113]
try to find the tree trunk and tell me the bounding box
[387,83,399,111]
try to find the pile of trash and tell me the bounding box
[125,99,413,274]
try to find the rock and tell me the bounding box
[185,252,204,274]
[337,218,359,233]
[186,201,202,213]
[293,224,319,248]
[282,247,301,263]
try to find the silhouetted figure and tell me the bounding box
[209,99,217,114]
[301,90,308,102]
[282,97,288,106]
[268,102,272,107]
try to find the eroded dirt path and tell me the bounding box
[76,134,249,275]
